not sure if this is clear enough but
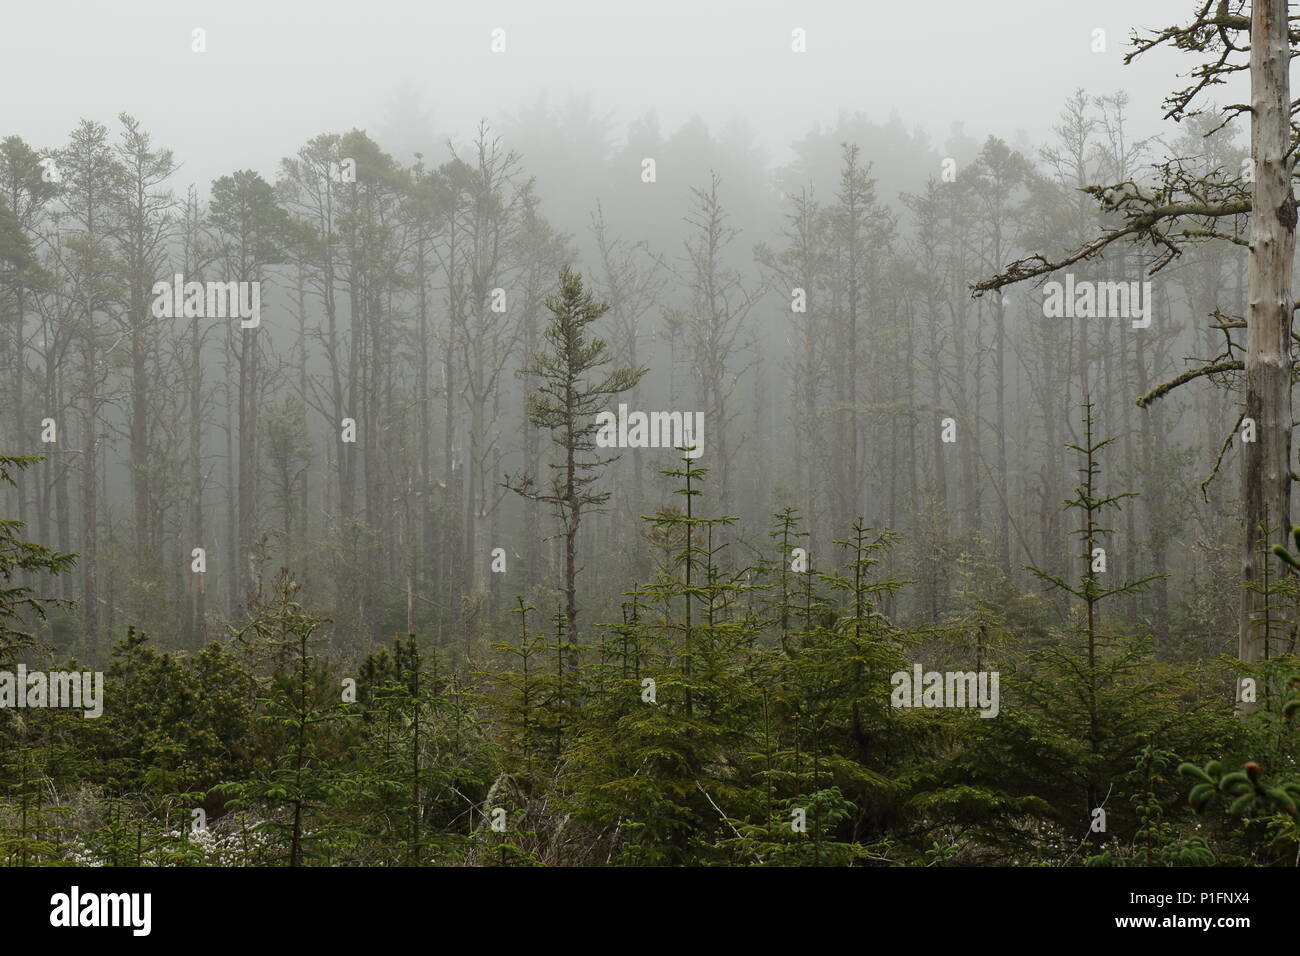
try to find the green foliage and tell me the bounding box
[1180,759,1300,821]
[1269,525,1300,572]
[0,456,76,665]
[0,428,1282,867]
[212,570,356,866]
[1085,746,1215,867]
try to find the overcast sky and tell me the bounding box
[1,0,1248,189]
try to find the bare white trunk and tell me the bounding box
[1240,0,1296,687]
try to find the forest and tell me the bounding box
[1,0,1299,869]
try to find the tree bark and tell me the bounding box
[1239,0,1295,690]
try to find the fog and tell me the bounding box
[7,0,1211,188]
[1,0,1295,874]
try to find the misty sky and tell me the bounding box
[2,0,1245,190]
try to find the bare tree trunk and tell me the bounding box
[1240,0,1296,686]
[188,307,205,647]
[79,345,98,653]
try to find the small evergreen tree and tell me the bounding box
[0,455,76,665]
[215,570,353,866]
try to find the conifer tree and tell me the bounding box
[0,455,75,664]
[505,266,646,656]
[1024,401,1161,818]
[0,739,73,865]
[567,458,759,863]
[355,634,431,864]
[959,403,1229,856]
[215,570,352,866]
[488,599,548,789]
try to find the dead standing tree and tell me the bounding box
[973,0,1295,691]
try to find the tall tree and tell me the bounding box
[56,119,122,655]
[681,172,759,519]
[452,126,527,598]
[209,169,289,611]
[0,138,58,531]
[505,266,645,656]
[109,114,176,569]
[968,138,1030,576]
[755,187,830,546]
